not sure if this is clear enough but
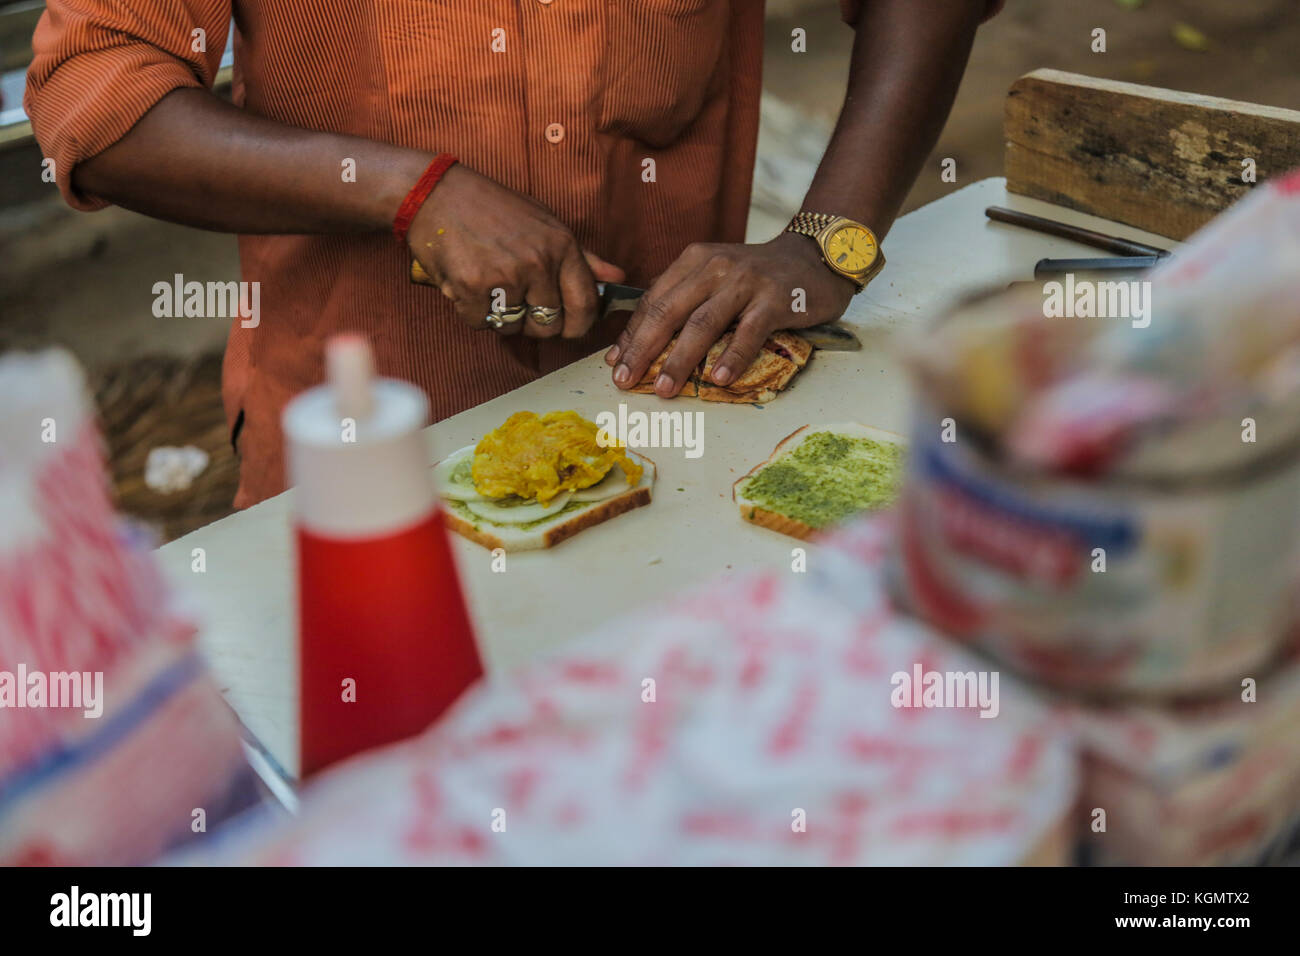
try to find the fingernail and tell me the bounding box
[614,364,631,386]
[605,345,620,365]
[655,373,674,395]
[713,365,733,386]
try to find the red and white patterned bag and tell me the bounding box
[0,350,255,865]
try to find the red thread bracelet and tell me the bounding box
[393,153,458,242]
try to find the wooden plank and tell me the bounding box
[1005,69,1300,240]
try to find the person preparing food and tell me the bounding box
[25,0,1002,508]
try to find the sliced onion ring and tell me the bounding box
[433,446,483,501]
[570,466,632,502]
[465,490,573,524]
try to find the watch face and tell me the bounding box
[824,224,878,275]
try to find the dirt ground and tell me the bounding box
[3,0,1298,542]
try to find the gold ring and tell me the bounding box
[529,305,563,327]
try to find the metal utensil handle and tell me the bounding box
[1034,255,1162,277]
[411,258,435,285]
[986,206,1169,259]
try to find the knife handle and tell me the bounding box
[413,261,643,318]
[986,206,1170,259]
[413,259,624,300]
[411,258,436,286]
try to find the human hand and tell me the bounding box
[410,164,624,338]
[605,233,853,395]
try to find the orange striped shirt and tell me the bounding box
[26,0,1000,508]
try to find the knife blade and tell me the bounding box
[597,283,861,351]
[1033,256,1161,277]
[595,281,646,316]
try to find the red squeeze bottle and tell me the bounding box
[284,335,482,778]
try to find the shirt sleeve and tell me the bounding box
[23,1,232,211]
[840,0,1005,28]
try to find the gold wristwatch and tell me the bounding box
[785,212,884,293]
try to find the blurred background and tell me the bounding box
[1,0,1298,543]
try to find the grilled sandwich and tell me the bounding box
[631,330,812,403]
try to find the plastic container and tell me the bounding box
[283,336,481,777]
[1069,635,1300,865]
[889,394,1300,698]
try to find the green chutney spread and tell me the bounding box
[739,431,905,529]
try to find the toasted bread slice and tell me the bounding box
[725,350,800,394]
[635,330,811,403]
[441,452,656,551]
[765,330,813,367]
[733,423,905,540]
[700,330,809,398]
[696,384,778,404]
[628,345,700,397]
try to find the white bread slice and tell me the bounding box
[441,451,655,552]
[733,423,905,541]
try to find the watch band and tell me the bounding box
[786,211,839,238]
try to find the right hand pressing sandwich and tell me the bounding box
[734,423,906,540]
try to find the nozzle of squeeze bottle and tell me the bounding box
[325,333,375,421]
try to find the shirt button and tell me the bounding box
[545,123,565,144]
[538,0,554,5]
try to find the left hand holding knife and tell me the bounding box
[405,163,625,339]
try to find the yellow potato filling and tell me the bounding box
[472,410,643,504]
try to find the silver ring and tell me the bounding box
[486,305,527,329]
[529,305,563,327]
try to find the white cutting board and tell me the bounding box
[156,178,1178,775]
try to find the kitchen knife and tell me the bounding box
[598,282,862,352]
[986,206,1171,259]
[595,281,645,316]
[1006,256,1159,292]
[1033,256,1161,277]
[410,259,860,350]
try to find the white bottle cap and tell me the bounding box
[283,336,435,538]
